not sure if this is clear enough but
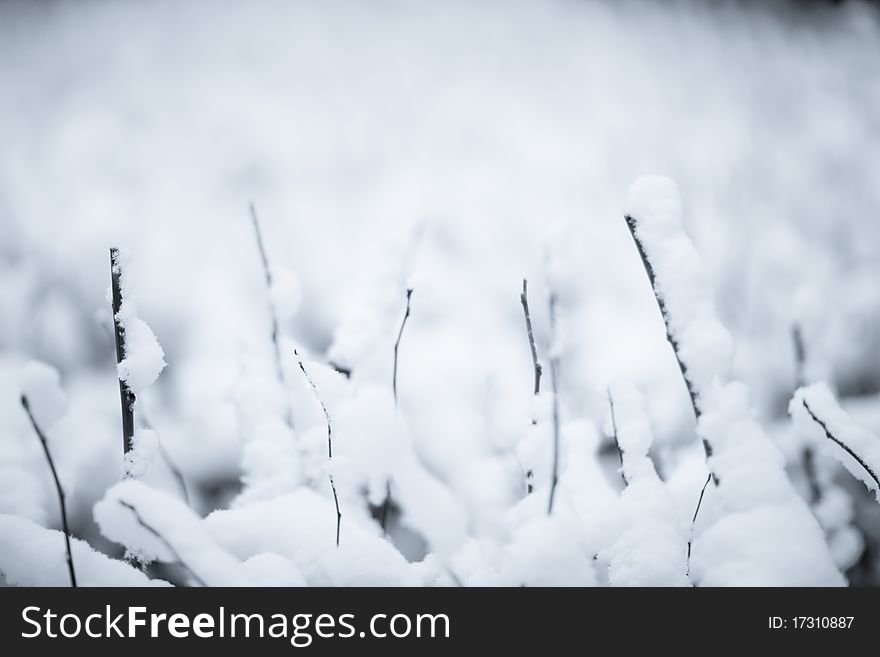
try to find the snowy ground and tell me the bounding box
[1,0,880,586]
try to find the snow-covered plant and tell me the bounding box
[624,176,842,586]
[109,247,166,478]
[791,383,880,503]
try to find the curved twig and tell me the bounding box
[21,395,77,587]
[295,350,342,546]
[802,399,880,492]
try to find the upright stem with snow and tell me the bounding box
[249,203,294,429]
[295,350,342,546]
[110,247,136,460]
[622,216,716,477]
[21,395,77,587]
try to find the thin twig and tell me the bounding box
[117,501,206,587]
[607,390,626,486]
[392,288,413,406]
[802,399,880,492]
[110,247,136,460]
[686,472,712,580]
[623,215,716,485]
[21,395,77,588]
[547,293,561,515]
[249,202,293,429]
[520,279,543,406]
[295,349,342,546]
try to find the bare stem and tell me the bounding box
[117,501,206,587]
[802,399,880,492]
[547,293,561,515]
[607,390,626,486]
[520,279,543,406]
[21,395,77,587]
[110,247,136,461]
[686,472,712,580]
[249,203,293,429]
[392,288,413,406]
[295,350,342,546]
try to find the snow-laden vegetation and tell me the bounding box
[2,0,880,586]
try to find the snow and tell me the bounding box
[96,480,305,586]
[598,386,688,586]
[20,360,67,428]
[112,248,167,394]
[123,428,159,479]
[692,381,844,586]
[0,1,879,587]
[0,513,168,587]
[791,383,880,502]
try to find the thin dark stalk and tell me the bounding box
[547,293,561,515]
[623,215,716,481]
[117,501,206,587]
[295,350,342,546]
[520,279,543,406]
[607,390,626,486]
[802,399,880,492]
[249,203,293,429]
[110,247,136,460]
[686,472,712,579]
[392,288,413,406]
[21,395,77,587]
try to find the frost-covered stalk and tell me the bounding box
[792,384,880,500]
[686,473,712,576]
[110,247,136,458]
[295,350,342,546]
[624,178,841,586]
[622,216,714,470]
[249,202,294,429]
[546,293,561,515]
[20,395,77,587]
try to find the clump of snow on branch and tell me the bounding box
[791,383,880,502]
[122,429,159,479]
[0,513,168,587]
[110,248,166,393]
